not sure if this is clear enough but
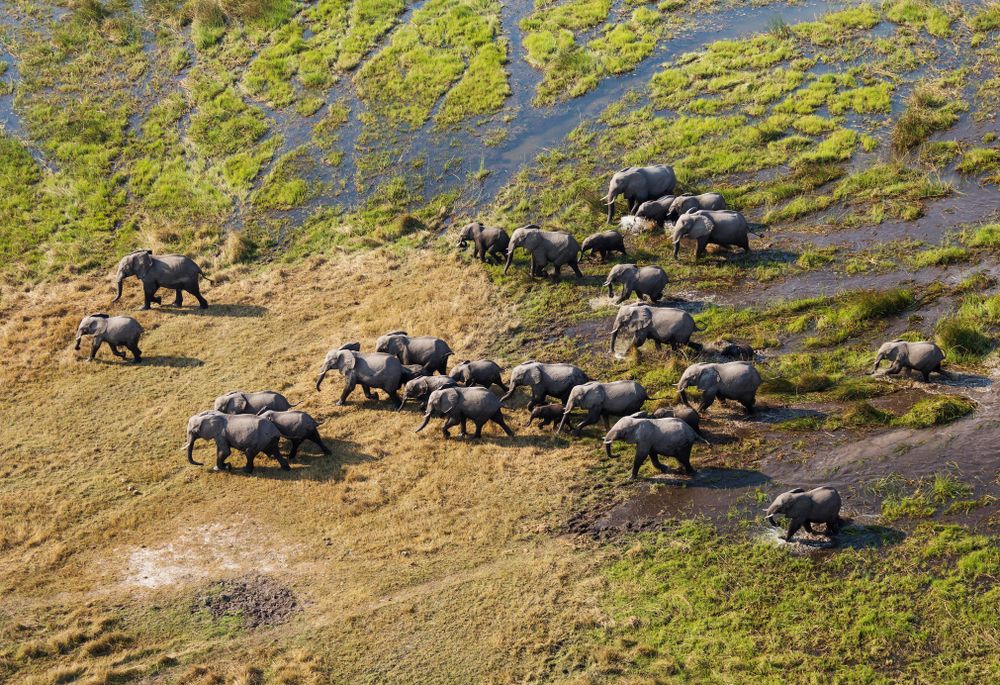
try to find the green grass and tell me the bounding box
[895,395,977,428]
[935,316,994,360]
[885,0,954,37]
[791,3,880,45]
[908,245,970,268]
[961,223,1000,248]
[970,2,1000,32]
[891,75,967,152]
[957,147,1000,182]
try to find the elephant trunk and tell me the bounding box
[316,366,329,391]
[503,250,514,274]
[672,239,681,260]
[678,387,692,408]
[74,330,82,350]
[186,437,203,466]
[870,353,884,375]
[112,272,125,303]
[557,405,573,434]
[397,393,409,411]
[609,327,619,354]
[500,384,516,403]
[606,191,618,223]
[414,412,431,433]
[604,440,615,459]
[766,514,779,528]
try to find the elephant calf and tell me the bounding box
[668,192,728,220]
[317,343,403,406]
[457,221,509,264]
[766,487,843,541]
[257,409,331,460]
[604,414,709,479]
[704,339,755,361]
[501,361,590,409]
[528,403,564,430]
[415,386,514,439]
[581,230,627,262]
[214,390,294,415]
[398,375,458,410]
[635,195,677,227]
[450,359,508,392]
[610,305,700,354]
[651,405,703,436]
[75,314,144,363]
[604,264,669,304]
[871,340,949,382]
[376,331,453,375]
[185,410,289,474]
[558,380,648,435]
[678,362,762,414]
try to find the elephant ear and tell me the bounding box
[231,393,249,413]
[339,342,361,352]
[586,384,607,408]
[629,306,652,331]
[688,213,714,240]
[337,349,356,371]
[787,488,805,494]
[696,367,721,392]
[134,250,154,277]
[438,388,459,415]
[525,365,542,386]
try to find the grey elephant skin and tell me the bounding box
[580,231,627,262]
[457,221,509,264]
[610,304,700,354]
[75,314,144,363]
[766,487,843,541]
[678,362,762,413]
[604,414,708,479]
[504,225,583,279]
[398,375,458,410]
[668,193,728,220]
[112,249,210,309]
[376,331,453,375]
[558,380,648,435]
[528,403,564,430]
[671,209,759,259]
[185,410,289,474]
[604,264,669,304]
[450,359,508,392]
[214,390,294,415]
[605,165,676,222]
[316,343,404,406]
[415,386,514,439]
[635,195,677,226]
[501,361,590,409]
[871,340,948,381]
[651,405,703,438]
[257,409,331,460]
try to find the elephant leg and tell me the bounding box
[337,379,357,406]
[574,408,601,436]
[442,414,462,439]
[803,521,816,535]
[495,377,509,393]
[676,446,695,474]
[570,260,583,278]
[269,441,290,471]
[528,390,545,411]
[934,364,951,380]
[492,411,514,436]
[387,387,402,407]
[649,451,671,473]
[552,264,562,281]
[141,282,158,310]
[920,369,930,382]
[88,338,103,361]
[630,446,651,480]
[698,389,718,413]
[173,288,184,307]
[243,451,257,474]
[828,517,842,535]
[109,344,126,359]
[308,430,331,455]
[288,438,302,461]
[472,418,485,440]
[696,239,708,259]
[213,448,232,472]
[741,396,756,414]
[602,414,611,431]
[127,342,142,363]
[885,363,902,376]
[187,281,209,309]
[361,384,377,400]
[784,519,803,542]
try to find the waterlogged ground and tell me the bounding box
[1,0,999,683]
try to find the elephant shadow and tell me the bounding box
[643,466,770,489]
[934,373,992,389]
[741,407,828,425]
[91,355,204,368]
[252,437,377,482]
[780,521,906,552]
[156,303,268,318]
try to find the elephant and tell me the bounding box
[449,359,508,392]
[375,331,453,375]
[610,304,701,354]
[111,249,210,310]
[667,192,728,220]
[605,164,677,222]
[634,195,677,227]
[503,225,583,279]
[528,403,564,430]
[580,230,627,262]
[603,414,709,479]
[558,380,649,435]
[500,361,590,409]
[401,364,430,384]
[671,209,761,259]
[677,362,762,414]
[257,409,331,460]
[415,386,515,439]
[74,314,144,363]
[316,343,403,406]
[651,405,703,437]
[214,390,294,415]
[704,339,756,361]
[604,264,669,304]
[185,410,288,474]
[398,375,458,410]
[766,487,843,541]
[457,221,509,264]
[871,340,948,382]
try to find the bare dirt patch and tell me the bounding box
[194,573,300,628]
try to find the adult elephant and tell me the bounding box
[214,390,294,415]
[185,410,288,474]
[671,209,760,259]
[415,386,515,439]
[449,359,507,392]
[604,414,708,479]
[111,250,210,309]
[375,331,453,375]
[677,361,762,414]
[605,164,676,223]
[501,361,589,410]
[316,343,404,406]
[604,264,669,303]
[558,380,648,435]
[504,225,583,279]
[257,409,331,460]
[766,487,843,541]
[610,304,700,354]
[667,192,728,221]
[871,340,948,382]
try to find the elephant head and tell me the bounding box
[610,305,651,353]
[214,391,250,414]
[414,387,461,432]
[502,362,541,400]
[677,364,721,408]
[184,410,228,466]
[316,343,361,390]
[74,313,110,350]
[605,169,635,223]
[602,414,651,458]
[667,194,696,220]
[765,488,806,527]
[456,222,478,249]
[375,331,408,357]
[112,250,154,302]
[671,209,714,258]
[871,341,906,374]
[503,225,542,273]
[603,264,638,298]
[558,382,606,433]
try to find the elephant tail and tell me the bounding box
[196,264,215,283]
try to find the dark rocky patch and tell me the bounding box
[194,574,299,628]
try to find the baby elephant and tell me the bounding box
[652,405,703,436]
[214,390,295,415]
[398,375,458,410]
[871,340,948,382]
[604,264,669,303]
[634,195,677,227]
[528,403,564,430]
[185,410,288,474]
[75,314,144,363]
[449,359,508,392]
[416,386,514,439]
[257,409,330,460]
[457,221,509,264]
[766,487,843,541]
[580,230,627,262]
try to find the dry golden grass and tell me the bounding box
[0,247,608,681]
